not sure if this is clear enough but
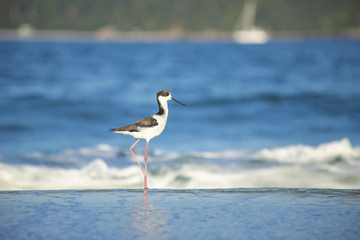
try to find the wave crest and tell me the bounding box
[0,139,359,190]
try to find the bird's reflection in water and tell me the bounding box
[131,189,171,240]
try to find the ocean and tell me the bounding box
[1,39,360,190]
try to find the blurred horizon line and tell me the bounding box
[1,27,360,43]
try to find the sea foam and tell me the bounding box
[0,139,359,190]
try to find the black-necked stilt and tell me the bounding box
[110,90,185,189]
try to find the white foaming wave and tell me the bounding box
[252,138,360,164]
[150,138,360,190]
[0,139,359,190]
[148,138,360,189]
[153,139,360,164]
[77,144,119,157]
[150,163,360,189]
[0,159,144,190]
[23,144,121,167]
[150,149,251,163]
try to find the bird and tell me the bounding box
[109,90,185,189]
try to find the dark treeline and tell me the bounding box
[1,0,359,33]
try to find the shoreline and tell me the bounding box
[1,28,360,43]
[1,187,360,193]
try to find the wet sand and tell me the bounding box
[0,188,359,240]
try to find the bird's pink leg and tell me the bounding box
[143,141,149,189]
[143,188,148,208]
[129,139,147,187]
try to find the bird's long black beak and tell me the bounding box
[171,97,186,106]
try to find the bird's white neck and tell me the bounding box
[156,97,169,117]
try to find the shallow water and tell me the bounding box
[1,39,360,190]
[1,188,359,240]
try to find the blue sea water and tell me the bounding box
[0,39,360,190]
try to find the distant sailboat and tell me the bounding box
[233,0,268,44]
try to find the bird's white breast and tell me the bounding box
[144,114,167,141]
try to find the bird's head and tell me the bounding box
[157,90,185,106]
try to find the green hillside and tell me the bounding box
[1,0,359,34]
